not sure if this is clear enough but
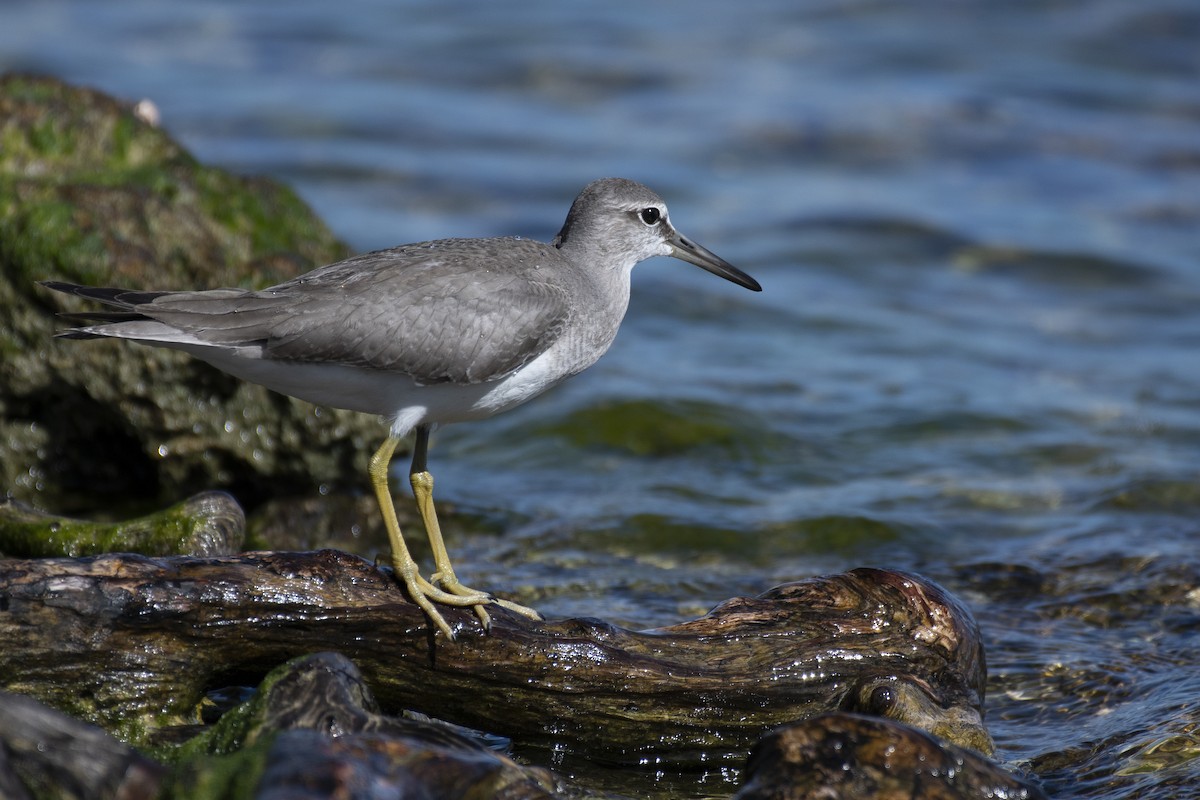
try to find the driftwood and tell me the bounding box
[735,712,1047,800]
[0,551,990,772]
[0,656,1045,800]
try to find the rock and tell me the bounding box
[165,652,560,799]
[735,712,1046,800]
[837,672,994,757]
[0,653,558,800]
[0,490,245,557]
[0,73,380,512]
[0,690,165,800]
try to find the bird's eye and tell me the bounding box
[639,207,661,226]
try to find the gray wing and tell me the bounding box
[137,239,573,385]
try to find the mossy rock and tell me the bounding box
[0,74,380,511]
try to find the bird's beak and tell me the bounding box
[668,230,762,292]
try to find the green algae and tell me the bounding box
[534,397,782,461]
[0,491,244,558]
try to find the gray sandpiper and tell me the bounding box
[41,177,762,640]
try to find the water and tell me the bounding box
[3,1,1198,797]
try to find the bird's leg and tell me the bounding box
[409,425,543,626]
[408,425,493,628]
[369,435,491,640]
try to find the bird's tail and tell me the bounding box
[38,281,168,338]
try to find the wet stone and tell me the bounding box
[735,713,1047,800]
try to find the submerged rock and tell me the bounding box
[0,74,378,512]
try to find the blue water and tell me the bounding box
[4,1,1199,797]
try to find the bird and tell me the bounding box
[40,177,762,640]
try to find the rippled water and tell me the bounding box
[4,1,1198,797]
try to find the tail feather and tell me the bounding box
[38,281,171,309]
[54,329,107,340]
[57,311,147,325]
[39,280,270,354]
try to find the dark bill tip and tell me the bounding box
[669,232,762,292]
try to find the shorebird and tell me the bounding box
[41,178,761,639]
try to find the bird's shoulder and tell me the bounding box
[278,237,572,293]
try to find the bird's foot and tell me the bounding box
[392,564,542,640]
[392,566,491,641]
[432,572,545,630]
[488,595,544,621]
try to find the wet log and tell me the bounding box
[0,551,990,770]
[734,712,1047,800]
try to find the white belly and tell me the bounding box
[179,333,599,437]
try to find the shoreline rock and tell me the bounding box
[0,73,379,513]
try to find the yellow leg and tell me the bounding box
[409,426,543,627]
[369,435,493,640]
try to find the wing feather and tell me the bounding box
[134,238,573,385]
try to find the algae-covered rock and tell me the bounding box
[162,652,558,799]
[0,654,559,800]
[0,490,244,557]
[0,74,382,510]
